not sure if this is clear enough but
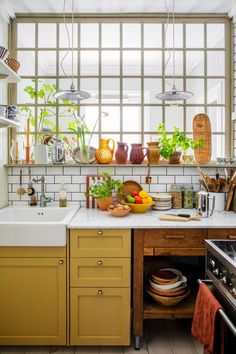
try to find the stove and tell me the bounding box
[205,240,236,324]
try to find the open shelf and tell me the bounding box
[0,116,21,128]
[143,291,196,319]
[0,59,21,83]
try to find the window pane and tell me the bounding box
[165,24,183,48]
[38,24,56,48]
[101,106,120,132]
[212,135,225,159]
[102,50,120,76]
[207,51,225,76]
[207,106,225,132]
[207,24,225,48]
[37,106,56,132]
[144,24,162,48]
[59,23,77,48]
[123,134,141,145]
[123,78,141,104]
[59,50,78,76]
[80,78,99,104]
[17,23,35,48]
[38,51,56,76]
[123,106,141,132]
[165,106,184,131]
[207,79,225,104]
[101,78,120,103]
[80,106,99,131]
[102,23,120,48]
[123,50,141,76]
[58,106,78,132]
[165,51,183,76]
[186,79,205,104]
[17,51,35,76]
[80,23,99,48]
[18,107,35,133]
[80,50,99,76]
[37,79,56,104]
[144,78,162,104]
[186,24,204,48]
[122,24,141,48]
[186,106,205,131]
[144,107,162,132]
[186,51,204,76]
[17,79,35,104]
[144,51,162,76]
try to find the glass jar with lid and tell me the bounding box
[170,184,183,209]
[183,184,194,209]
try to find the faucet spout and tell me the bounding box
[32,176,51,207]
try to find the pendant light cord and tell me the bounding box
[71,0,75,88]
[60,0,70,79]
[172,0,176,88]
[163,0,173,87]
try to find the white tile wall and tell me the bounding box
[7,165,227,206]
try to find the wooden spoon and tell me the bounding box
[16,169,25,195]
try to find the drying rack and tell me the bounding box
[197,279,236,337]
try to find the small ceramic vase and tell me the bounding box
[115,142,129,164]
[95,138,115,164]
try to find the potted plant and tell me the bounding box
[157,123,203,164]
[88,171,123,211]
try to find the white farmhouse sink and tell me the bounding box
[0,206,79,246]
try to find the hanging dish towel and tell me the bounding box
[191,282,222,354]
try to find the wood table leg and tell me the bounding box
[133,229,144,349]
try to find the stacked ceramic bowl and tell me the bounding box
[146,268,190,306]
[151,193,172,210]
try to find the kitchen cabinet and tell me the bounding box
[0,247,66,345]
[70,228,131,346]
[133,228,234,349]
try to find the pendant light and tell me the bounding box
[156,0,193,105]
[54,0,91,102]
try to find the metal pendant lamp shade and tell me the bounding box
[156,0,193,103]
[54,0,91,102]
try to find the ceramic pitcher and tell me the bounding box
[115,142,129,164]
[95,138,115,164]
[147,142,160,164]
[129,143,148,164]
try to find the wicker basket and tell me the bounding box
[193,113,212,164]
[4,57,20,73]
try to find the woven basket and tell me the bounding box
[193,113,212,164]
[4,57,20,73]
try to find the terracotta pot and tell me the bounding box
[169,151,182,164]
[97,196,113,211]
[130,143,148,164]
[115,142,129,164]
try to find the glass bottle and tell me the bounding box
[59,184,67,207]
[183,184,194,209]
[170,184,183,209]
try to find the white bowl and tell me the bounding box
[149,268,187,291]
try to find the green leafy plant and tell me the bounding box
[88,171,123,200]
[157,123,203,159]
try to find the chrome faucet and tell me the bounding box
[32,176,52,207]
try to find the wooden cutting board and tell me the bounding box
[159,214,201,222]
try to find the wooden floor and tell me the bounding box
[0,319,203,354]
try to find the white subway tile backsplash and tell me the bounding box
[63,166,81,175]
[30,167,46,175]
[133,166,148,175]
[175,176,192,184]
[72,176,86,184]
[115,167,132,175]
[72,193,86,201]
[158,176,175,184]
[65,184,80,193]
[55,175,71,184]
[183,167,199,175]
[149,184,166,193]
[81,167,97,175]
[46,184,61,192]
[150,167,166,175]
[46,167,63,175]
[167,167,183,175]
[124,175,140,183]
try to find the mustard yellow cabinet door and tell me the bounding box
[70,229,131,258]
[70,258,131,288]
[70,288,130,346]
[0,258,66,345]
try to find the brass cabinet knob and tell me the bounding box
[97,229,103,235]
[97,290,103,295]
[59,260,64,265]
[97,260,103,266]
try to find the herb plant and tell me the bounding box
[88,171,123,201]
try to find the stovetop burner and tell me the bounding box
[211,240,236,264]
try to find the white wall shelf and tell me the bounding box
[0,59,21,83]
[0,116,21,128]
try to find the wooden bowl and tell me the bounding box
[146,286,190,307]
[108,206,131,217]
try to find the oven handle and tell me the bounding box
[198,279,236,337]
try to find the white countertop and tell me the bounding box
[68,207,236,229]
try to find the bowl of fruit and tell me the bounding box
[122,189,154,213]
[108,204,131,217]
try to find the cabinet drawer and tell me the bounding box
[144,229,206,248]
[208,229,236,240]
[70,229,131,258]
[70,258,130,287]
[70,287,130,345]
